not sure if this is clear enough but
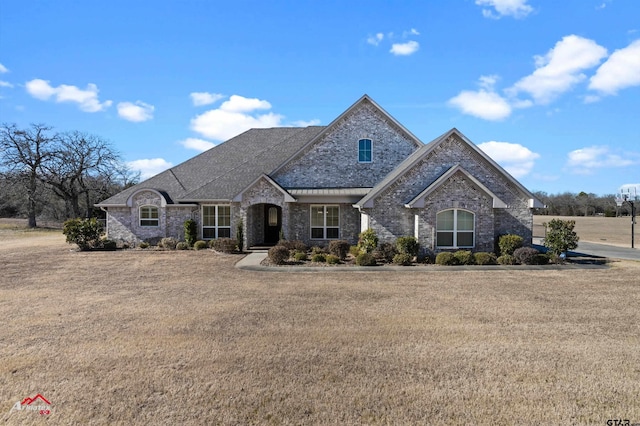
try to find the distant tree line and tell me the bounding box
[0,123,138,227]
[533,191,632,217]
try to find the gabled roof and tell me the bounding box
[232,174,296,203]
[355,128,544,209]
[405,164,507,208]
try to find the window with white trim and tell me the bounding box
[358,138,372,163]
[139,205,159,227]
[202,205,231,239]
[436,209,475,248]
[310,205,339,239]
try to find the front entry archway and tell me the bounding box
[263,204,282,245]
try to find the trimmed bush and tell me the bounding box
[101,239,117,251]
[268,245,290,265]
[474,252,497,265]
[328,240,350,259]
[184,219,197,247]
[160,237,178,250]
[278,240,308,252]
[373,242,397,263]
[311,246,326,255]
[543,219,579,256]
[349,245,361,257]
[63,217,104,251]
[176,242,189,250]
[193,240,207,250]
[325,254,340,264]
[393,253,413,266]
[236,217,244,252]
[498,234,524,256]
[396,236,419,256]
[435,252,457,266]
[357,229,378,253]
[535,253,550,265]
[293,251,307,262]
[311,253,326,263]
[138,241,150,249]
[211,237,237,253]
[497,254,517,265]
[514,247,541,265]
[355,252,377,266]
[454,250,475,265]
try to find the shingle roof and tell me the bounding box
[97,126,325,206]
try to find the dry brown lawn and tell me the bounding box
[534,215,638,247]
[1,220,639,425]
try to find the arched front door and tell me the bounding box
[263,204,282,245]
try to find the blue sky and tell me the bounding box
[1,0,639,196]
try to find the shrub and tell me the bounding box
[160,237,178,250]
[513,247,540,265]
[101,239,117,251]
[138,241,150,249]
[176,242,189,250]
[278,240,308,252]
[498,234,524,256]
[543,219,579,256]
[357,228,378,253]
[497,254,517,265]
[393,253,413,266]
[293,251,307,262]
[355,252,377,266]
[184,219,197,247]
[435,252,457,266]
[311,246,326,255]
[474,252,497,265]
[349,245,361,257]
[396,236,419,256]
[236,217,244,252]
[454,250,475,265]
[210,237,237,253]
[325,254,340,264]
[268,245,290,265]
[193,240,207,250]
[311,253,326,263]
[535,253,550,265]
[62,218,104,251]
[373,242,397,263]
[328,240,350,259]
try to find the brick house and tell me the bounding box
[97,95,543,251]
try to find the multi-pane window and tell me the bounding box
[202,205,231,239]
[358,138,372,163]
[436,209,475,248]
[310,205,339,239]
[139,206,159,227]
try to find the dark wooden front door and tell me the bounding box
[264,204,281,245]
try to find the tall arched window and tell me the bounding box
[436,209,474,248]
[139,205,159,227]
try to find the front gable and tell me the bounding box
[272,95,422,189]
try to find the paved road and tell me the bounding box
[533,238,639,261]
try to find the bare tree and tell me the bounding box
[0,124,57,227]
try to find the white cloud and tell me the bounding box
[0,81,13,88]
[588,39,640,95]
[0,63,8,73]
[566,146,639,175]
[127,158,173,180]
[367,33,384,46]
[190,91,224,107]
[478,141,540,177]
[390,40,420,56]
[290,119,321,127]
[179,137,216,152]
[476,0,533,19]
[117,101,154,122]
[508,35,608,104]
[25,78,112,112]
[190,95,283,141]
[448,76,512,120]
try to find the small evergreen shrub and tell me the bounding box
[435,252,458,266]
[349,245,361,257]
[543,219,579,256]
[497,254,517,265]
[184,219,197,247]
[373,242,397,263]
[513,247,540,265]
[498,234,524,256]
[101,239,117,251]
[311,253,326,263]
[193,240,207,250]
[355,252,377,266]
[474,252,497,265]
[325,254,340,264]
[293,251,307,262]
[454,250,475,265]
[268,245,290,265]
[176,242,189,250]
[535,253,550,265]
[211,237,237,253]
[160,237,178,250]
[395,236,419,256]
[311,246,326,255]
[393,253,413,266]
[278,240,308,252]
[62,218,104,251]
[138,241,150,249]
[357,229,378,253]
[236,217,244,252]
[328,240,350,259]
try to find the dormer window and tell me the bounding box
[358,138,372,163]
